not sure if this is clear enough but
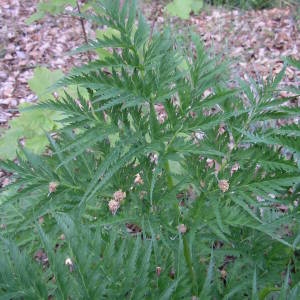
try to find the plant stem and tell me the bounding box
[164,159,174,189]
[183,234,198,295]
[76,0,91,62]
[164,159,198,294]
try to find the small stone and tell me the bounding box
[0,71,8,82]
[16,50,26,59]
[4,53,13,60]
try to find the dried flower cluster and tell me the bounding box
[113,190,126,203]
[230,162,240,176]
[154,103,168,124]
[108,190,126,215]
[134,173,144,185]
[178,223,187,234]
[48,181,59,193]
[218,179,230,193]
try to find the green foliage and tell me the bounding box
[165,0,298,14]
[0,67,89,160]
[166,0,204,19]
[205,0,272,9]
[1,0,300,298]
[0,68,63,160]
[26,0,77,24]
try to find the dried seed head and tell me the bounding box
[218,179,229,193]
[134,173,144,185]
[52,92,59,99]
[155,103,168,124]
[150,153,158,165]
[178,224,187,234]
[206,158,214,168]
[218,124,226,135]
[156,266,162,277]
[169,268,175,279]
[220,269,227,279]
[230,162,240,176]
[65,257,73,266]
[228,142,235,151]
[108,200,120,215]
[189,111,196,118]
[49,182,59,193]
[113,190,126,203]
[139,190,147,199]
[193,131,206,143]
[65,257,75,272]
[74,99,83,110]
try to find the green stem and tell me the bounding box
[164,160,174,189]
[164,159,197,294]
[183,234,198,295]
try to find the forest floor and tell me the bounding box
[0,0,300,184]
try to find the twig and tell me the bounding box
[149,8,158,42]
[76,0,91,62]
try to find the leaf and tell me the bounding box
[0,103,60,160]
[0,67,65,159]
[166,0,203,20]
[28,67,64,101]
[26,0,77,24]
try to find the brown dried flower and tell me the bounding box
[220,269,227,279]
[108,199,120,215]
[206,158,214,169]
[230,162,240,176]
[113,190,126,203]
[65,257,73,266]
[218,124,226,135]
[49,182,59,193]
[65,257,75,272]
[178,224,187,234]
[134,173,144,185]
[218,179,230,193]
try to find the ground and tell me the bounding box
[0,0,299,184]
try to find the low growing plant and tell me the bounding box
[1,0,300,298]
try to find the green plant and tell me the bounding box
[27,0,77,24]
[1,0,300,298]
[0,67,87,160]
[166,0,204,19]
[164,0,297,20]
